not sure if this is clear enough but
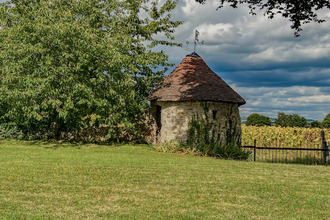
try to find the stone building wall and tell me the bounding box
[149,101,242,146]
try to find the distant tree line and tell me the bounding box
[246,112,330,128]
[275,112,307,128]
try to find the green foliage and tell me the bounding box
[310,120,322,128]
[154,141,189,154]
[209,142,251,160]
[0,0,181,140]
[0,123,23,139]
[322,113,330,128]
[186,115,213,148]
[186,113,250,160]
[275,112,307,127]
[157,140,251,160]
[246,113,272,126]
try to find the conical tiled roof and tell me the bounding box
[148,52,246,106]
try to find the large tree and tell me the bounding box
[322,113,330,128]
[0,0,181,139]
[195,0,330,36]
[275,112,307,128]
[246,113,272,126]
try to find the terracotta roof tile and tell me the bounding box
[148,52,246,106]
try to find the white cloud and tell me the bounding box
[196,23,237,44]
[246,44,330,63]
[288,95,330,103]
[233,86,330,120]
[172,0,330,67]
[181,0,200,16]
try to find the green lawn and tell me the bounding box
[0,140,329,219]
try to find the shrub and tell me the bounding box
[310,120,322,128]
[0,123,24,139]
[208,142,251,160]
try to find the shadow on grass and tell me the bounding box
[262,155,325,165]
[19,139,129,149]
[1,137,154,150]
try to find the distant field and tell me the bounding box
[0,140,329,219]
[240,117,315,125]
[241,125,330,164]
[242,125,329,148]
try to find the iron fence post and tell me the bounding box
[321,130,329,165]
[253,139,256,162]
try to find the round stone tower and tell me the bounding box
[147,52,246,146]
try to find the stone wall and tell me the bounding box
[149,101,242,146]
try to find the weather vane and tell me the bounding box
[186,29,205,53]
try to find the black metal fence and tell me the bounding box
[242,130,329,165]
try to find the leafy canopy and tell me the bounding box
[275,112,307,128]
[322,113,330,128]
[246,113,271,126]
[0,0,181,139]
[310,120,322,128]
[195,0,330,36]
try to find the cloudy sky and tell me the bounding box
[160,0,330,121]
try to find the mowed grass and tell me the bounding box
[0,140,329,219]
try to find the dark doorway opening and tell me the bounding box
[156,105,162,135]
[212,110,217,120]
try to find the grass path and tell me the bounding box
[0,140,329,219]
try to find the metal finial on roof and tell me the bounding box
[186,29,205,53]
